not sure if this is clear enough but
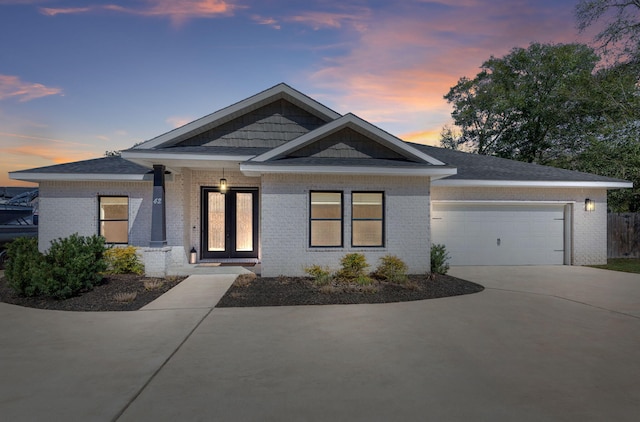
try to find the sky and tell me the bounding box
[0,0,598,186]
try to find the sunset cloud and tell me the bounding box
[251,15,280,30]
[0,74,62,102]
[288,7,371,32]
[39,0,238,26]
[166,116,193,128]
[308,0,592,141]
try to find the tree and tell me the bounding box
[576,0,640,65]
[574,122,640,211]
[443,43,601,164]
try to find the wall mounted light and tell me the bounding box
[219,168,228,194]
[585,198,595,212]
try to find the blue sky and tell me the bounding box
[1,0,595,185]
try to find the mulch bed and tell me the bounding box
[216,273,484,307]
[0,274,185,312]
[0,273,484,312]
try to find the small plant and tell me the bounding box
[355,274,374,285]
[113,291,137,303]
[234,273,257,287]
[304,264,333,286]
[105,246,144,275]
[336,253,369,282]
[373,255,408,284]
[143,279,164,290]
[430,244,450,275]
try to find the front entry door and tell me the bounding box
[201,188,258,259]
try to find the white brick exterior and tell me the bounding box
[37,177,609,277]
[431,186,608,265]
[260,174,431,277]
[38,180,152,251]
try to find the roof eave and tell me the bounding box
[240,163,457,178]
[432,179,634,189]
[9,172,152,183]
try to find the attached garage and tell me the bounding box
[432,202,570,266]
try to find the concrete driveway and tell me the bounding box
[1,266,639,421]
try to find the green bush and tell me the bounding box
[4,234,107,300]
[304,264,332,286]
[430,244,450,275]
[336,253,370,283]
[4,237,50,297]
[105,246,144,274]
[373,255,408,284]
[44,234,108,299]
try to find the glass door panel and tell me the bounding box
[207,192,226,252]
[235,193,253,252]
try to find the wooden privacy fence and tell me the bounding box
[608,213,640,258]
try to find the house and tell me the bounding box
[9,83,632,277]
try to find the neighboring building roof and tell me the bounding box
[9,156,153,182]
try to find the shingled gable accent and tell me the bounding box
[248,113,446,165]
[132,83,342,150]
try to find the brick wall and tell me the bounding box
[261,174,431,277]
[431,186,608,265]
[38,180,152,251]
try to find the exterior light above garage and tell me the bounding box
[585,198,595,212]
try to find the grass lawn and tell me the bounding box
[590,258,640,274]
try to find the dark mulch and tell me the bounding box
[0,274,185,312]
[216,273,484,307]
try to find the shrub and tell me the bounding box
[44,234,108,299]
[4,237,50,297]
[5,234,108,299]
[336,253,369,282]
[430,244,450,275]
[373,255,408,284]
[304,264,333,286]
[113,291,137,303]
[105,246,144,275]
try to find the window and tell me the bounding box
[310,191,343,247]
[99,196,129,244]
[352,192,384,247]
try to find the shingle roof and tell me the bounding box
[10,156,151,175]
[412,143,629,184]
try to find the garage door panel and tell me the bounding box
[432,204,565,266]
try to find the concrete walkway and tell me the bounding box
[1,266,639,421]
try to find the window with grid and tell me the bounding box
[352,192,384,247]
[310,191,343,247]
[99,196,129,244]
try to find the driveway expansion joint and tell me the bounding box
[111,306,216,422]
[486,286,640,321]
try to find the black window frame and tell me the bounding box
[98,195,129,244]
[351,191,385,247]
[309,191,344,248]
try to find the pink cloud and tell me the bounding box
[251,14,281,30]
[40,7,91,16]
[287,6,371,32]
[39,0,239,26]
[307,1,594,140]
[0,74,62,102]
[166,116,193,128]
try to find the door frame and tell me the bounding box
[200,187,259,260]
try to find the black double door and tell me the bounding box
[201,188,258,259]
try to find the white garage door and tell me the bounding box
[432,203,566,266]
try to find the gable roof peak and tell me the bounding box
[133,83,342,150]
